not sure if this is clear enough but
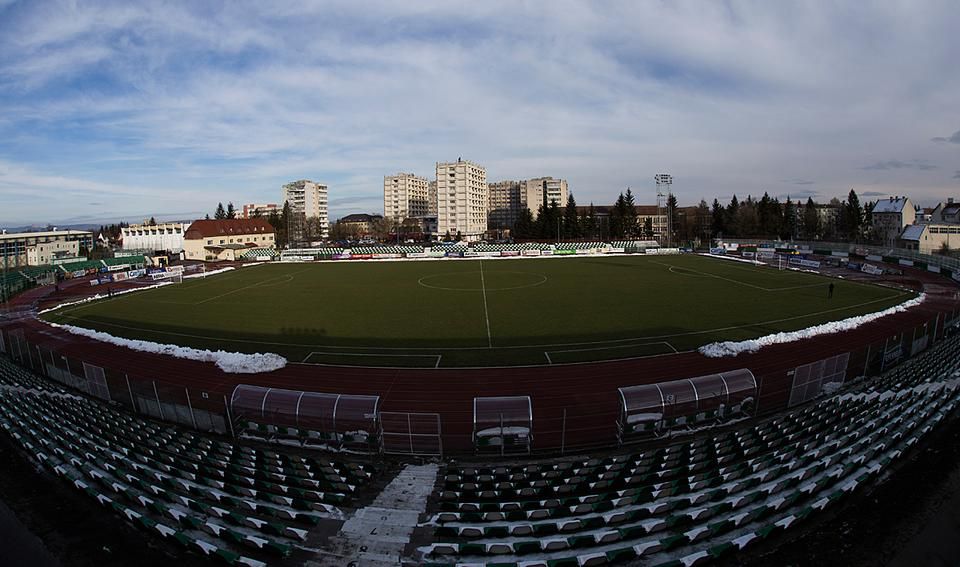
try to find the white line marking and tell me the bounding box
[544,351,553,364]
[303,351,442,366]
[545,341,677,358]
[479,260,492,348]
[657,260,839,292]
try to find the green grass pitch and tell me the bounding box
[43,255,913,367]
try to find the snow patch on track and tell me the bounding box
[699,293,926,358]
[46,322,287,374]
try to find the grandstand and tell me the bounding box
[239,248,279,261]
[0,330,958,565]
[474,243,552,252]
[555,242,609,251]
[0,356,378,566]
[350,245,425,255]
[416,336,960,566]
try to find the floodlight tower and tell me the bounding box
[655,173,674,248]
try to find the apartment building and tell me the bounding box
[240,203,280,219]
[487,180,524,229]
[384,173,431,221]
[525,177,569,219]
[281,180,329,238]
[436,158,487,241]
[872,196,915,246]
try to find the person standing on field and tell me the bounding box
[828,282,835,299]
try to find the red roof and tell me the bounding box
[184,218,274,240]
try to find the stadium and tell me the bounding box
[2,243,960,567]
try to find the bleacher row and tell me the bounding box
[0,357,376,566]
[416,336,960,566]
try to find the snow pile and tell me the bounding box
[699,293,926,358]
[38,282,173,314]
[184,266,234,279]
[47,322,287,374]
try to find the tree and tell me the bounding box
[584,203,598,239]
[643,217,654,238]
[695,199,711,244]
[940,241,952,255]
[666,194,679,244]
[455,230,463,242]
[802,197,820,240]
[226,202,236,219]
[725,195,740,236]
[623,189,638,238]
[443,230,452,242]
[148,216,157,226]
[845,189,863,240]
[514,208,535,239]
[711,199,725,238]
[563,194,580,239]
[610,193,627,239]
[783,199,797,240]
[214,202,226,220]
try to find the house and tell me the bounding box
[182,219,275,262]
[871,196,915,246]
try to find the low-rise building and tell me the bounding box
[182,219,275,262]
[337,213,383,239]
[900,223,960,254]
[121,222,189,253]
[0,229,92,267]
[929,199,960,224]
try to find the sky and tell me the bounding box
[0,1,958,227]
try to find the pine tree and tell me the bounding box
[514,208,535,239]
[711,199,725,237]
[226,202,236,219]
[610,193,626,239]
[803,197,820,239]
[214,202,226,220]
[563,194,580,239]
[666,194,679,243]
[845,189,863,240]
[725,195,740,236]
[623,189,638,238]
[783,198,797,240]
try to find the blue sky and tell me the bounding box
[1,1,958,227]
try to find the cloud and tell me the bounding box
[860,191,887,196]
[932,130,960,143]
[954,171,960,179]
[0,2,959,223]
[861,159,938,171]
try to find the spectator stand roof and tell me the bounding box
[618,369,757,438]
[230,384,379,439]
[473,395,533,455]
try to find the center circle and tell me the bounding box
[418,271,548,292]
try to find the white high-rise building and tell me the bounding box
[282,179,328,238]
[428,180,438,215]
[524,177,568,219]
[436,158,487,241]
[384,173,431,220]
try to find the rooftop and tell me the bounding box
[184,218,274,239]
